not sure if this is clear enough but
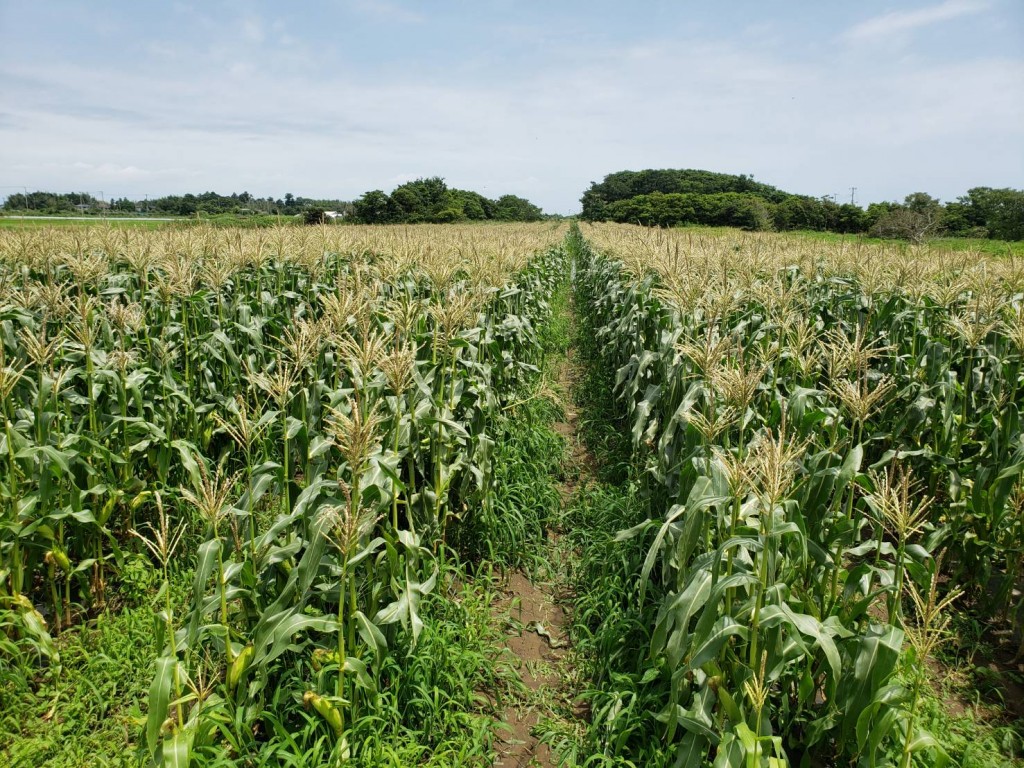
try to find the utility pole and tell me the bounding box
[850,187,857,205]
[0,186,29,207]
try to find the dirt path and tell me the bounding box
[492,307,591,768]
[492,571,571,767]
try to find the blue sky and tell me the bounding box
[1,0,1021,214]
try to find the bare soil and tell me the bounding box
[492,324,591,767]
[493,573,570,767]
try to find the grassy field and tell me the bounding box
[0,216,178,229]
[0,214,302,229]
[606,222,1024,257]
[782,226,1024,257]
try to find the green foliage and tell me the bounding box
[450,190,494,221]
[493,195,543,222]
[568,225,1024,766]
[1,191,352,218]
[773,195,828,231]
[1,580,185,767]
[870,193,945,242]
[581,170,1024,242]
[952,188,1024,241]
[2,191,101,214]
[601,192,868,235]
[453,400,564,570]
[303,207,328,225]
[603,191,774,230]
[352,178,545,224]
[352,189,398,223]
[0,224,569,765]
[581,169,789,220]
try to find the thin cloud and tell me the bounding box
[844,0,990,42]
[349,0,424,25]
[0,2,1020,212]
[240,18,265,44]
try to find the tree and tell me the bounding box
[773,196,828,231]
[601,191,772,230]
[903,192,942,217]
[450,189,493,220]
[303,207,328,225]
[833,203,867,234]
[960,187,1024,241]
[179,194,198,216]
[941,200,977,236]
[580,168,791,220]
[352,190,396,224]
[493,195,543,222]
[580,186,609,220]
[869,194,944,243]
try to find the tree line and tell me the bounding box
[2,180,547,225]
[351,177,543,223]
[2,190,354,217]
[581,169,1024,241]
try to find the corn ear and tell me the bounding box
[303,691,344,736]
[227,644,254,692]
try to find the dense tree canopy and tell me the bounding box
[2,191,100,214]
[352,178,543,224]
[581,169,789,220]
[581,169,1024,240]
[947,187,1024,241]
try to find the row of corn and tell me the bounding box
[572,223,1023,766]
[0,223,567,763]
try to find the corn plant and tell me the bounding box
[0,223,568,764]
[571,222,1023,766]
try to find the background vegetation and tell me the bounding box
[351,177,544,224]
[581,168,1024,242]
[1,179,548,227]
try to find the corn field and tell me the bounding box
[1,221,1021,766]
[571,223,1024,766]
[0,223,568,765]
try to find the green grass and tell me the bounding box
[778,227,1024,256]
[0,575,188,767]
[0,213,306,229]
[0,216,175,229]
[453,279,571,571]
[909,665,1023,768]
[649,223,1024,257]
[558,285,671,765]
[0,561,519,767]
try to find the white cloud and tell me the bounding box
[240,17,265,44]
[844,0,990,43]
[0,16,1021,213]
[348,0,424,25]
